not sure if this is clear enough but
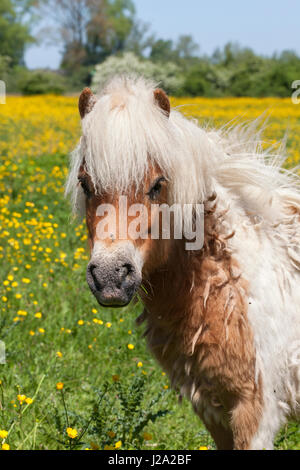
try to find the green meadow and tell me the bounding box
[0,96,299,450]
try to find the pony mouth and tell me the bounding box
[92,285,137,308]
[94,292,131,308]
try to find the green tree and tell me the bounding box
[39,0,138,72]
[85,0,136,64]
[150,39,176,63]
[150,35,200,66]
[123,19,154,57]
[175,35,199,59]
[0,0,35,65]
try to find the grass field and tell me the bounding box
[0,95,300,450]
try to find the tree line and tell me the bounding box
[1,0,299,96]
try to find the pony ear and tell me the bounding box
[154,88,170,117]
[78,87,97,119]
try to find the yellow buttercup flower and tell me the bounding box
[66,427,78,439]
[18,310,27,316]
[56,382,64,390]
[17,394,26,404]
[0,430,8,439]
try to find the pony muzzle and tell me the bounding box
[86,257,142,307]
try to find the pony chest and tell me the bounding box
[143,269,257,422]
[144,322,231,427]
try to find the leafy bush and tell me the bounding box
[0,55,11,77]
[46,374,169,450]
[91,52,184,94]
[18,70,67,95]
[181,62,227,96]
[180,44,300,97]
[63,66,94,92]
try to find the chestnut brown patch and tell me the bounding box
[154,88,170,116]
[139,202,263,450]
[79,87,96,119]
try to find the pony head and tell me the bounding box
[66,76,214,307]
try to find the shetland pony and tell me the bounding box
[66,76,300,449]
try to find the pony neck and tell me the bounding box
[142,237,203,327]
[141,201,239,331]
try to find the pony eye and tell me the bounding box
[147,177,166,201]
[78,175,91,197]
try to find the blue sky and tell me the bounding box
[25,0,300,69]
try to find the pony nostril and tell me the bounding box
[89,263,97,278]
[115,263,133,280]
[88,263,102,290]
